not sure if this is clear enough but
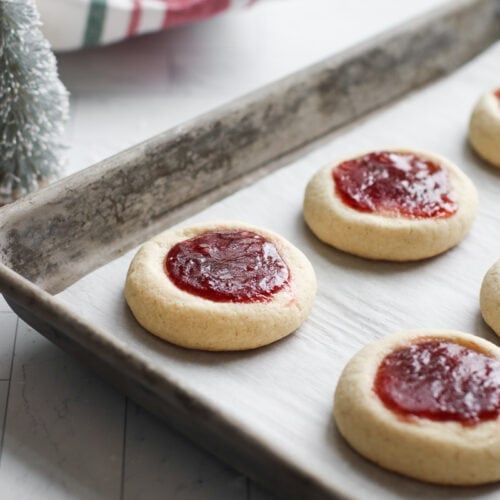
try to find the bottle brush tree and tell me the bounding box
[0,0,69,205]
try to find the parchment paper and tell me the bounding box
[57,42,500,499]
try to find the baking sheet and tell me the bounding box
[57,42,500,498]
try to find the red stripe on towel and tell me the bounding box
[162,0,230,29]
[128,0,142,36]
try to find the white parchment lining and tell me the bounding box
[58,43,500,499]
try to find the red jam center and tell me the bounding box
[333,151,457,218]
[495,89,500,100]
[374,340,500,425]
[165,230,290,303]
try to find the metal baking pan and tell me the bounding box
[1,1,499,498]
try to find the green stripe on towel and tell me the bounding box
[84,0,107,47]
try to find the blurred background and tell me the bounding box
[40,0,451,175]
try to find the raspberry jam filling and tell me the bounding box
[333,151,457,218]
[495,89,500,100]
[165,229,290,303]
[374,339,500,425]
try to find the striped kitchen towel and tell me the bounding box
[36,0,254,51]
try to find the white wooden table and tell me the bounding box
[0,1,451,498]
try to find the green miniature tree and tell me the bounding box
[0,0,69,204]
